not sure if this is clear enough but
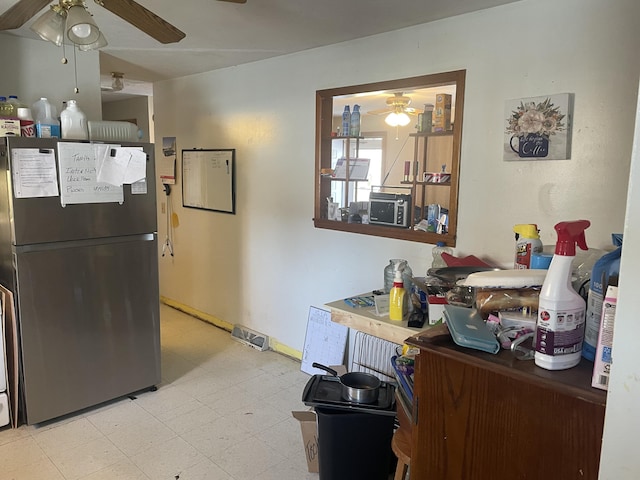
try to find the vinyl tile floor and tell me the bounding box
[0,304,321,480]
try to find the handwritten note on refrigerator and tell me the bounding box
[57,142,124,206]
[10,148,59,198]
[301,306,348,375]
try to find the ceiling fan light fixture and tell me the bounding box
[30,5,66,47]
[110,72,124,91]
[385,111,411,127]
[78,31,108,51]
[66,3,100,45]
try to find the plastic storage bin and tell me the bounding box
[315,406,395,480]
[87,120,139,142]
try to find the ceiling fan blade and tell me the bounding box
[367,108,392,115]
[98,0,186,44]
[217,0,247,3]
[0,0,51,30]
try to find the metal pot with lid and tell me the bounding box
[312,362,381,404]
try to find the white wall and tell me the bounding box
[154,0,639,353]
[153,2,640,473]
[101,96,151,142]
[0,34,102,119]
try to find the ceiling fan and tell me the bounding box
[0,0,247,45]
[367,92,419,116]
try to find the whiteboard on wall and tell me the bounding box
[182,149,235,214]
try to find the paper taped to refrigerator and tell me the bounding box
[10,148,59,198]
[58,142,124,205]
[96,146,147,187]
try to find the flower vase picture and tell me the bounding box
[504,93,572,161]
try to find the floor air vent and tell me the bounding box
[231,325,269,351]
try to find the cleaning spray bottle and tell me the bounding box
[513,224,543,269]
[534,220,590,370]
[389,268,406,322]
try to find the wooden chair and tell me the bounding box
[391,423,412,480]
[392,390,412,480]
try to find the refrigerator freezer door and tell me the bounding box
[3,137,157,246]
[15,234,160,425]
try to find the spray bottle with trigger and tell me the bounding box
[534,220,590,370]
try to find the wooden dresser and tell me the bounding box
[405,327,607,480]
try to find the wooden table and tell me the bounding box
[325,297,428,345]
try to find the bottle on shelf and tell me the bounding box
[60,100,89,140]
[0,97,13,118]
[6,95,22,117]
[7,95,22,107]
[431,242,452,269]
[350,104,360,137]
[5,95,34,137]
[32,97,60,138]
[389,268,406,322]
[417,103,434,133]
[341,105,351,137]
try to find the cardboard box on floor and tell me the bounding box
[292,410,319,473]
[293,365,347,473]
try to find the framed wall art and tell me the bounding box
[504,93,573,161]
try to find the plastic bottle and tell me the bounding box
[418,103,434,133]
[383,259,413,293]
[431,241,452,269]
[341,105,351,137]
[7,95,21,107]
[60,100,89,140]
[6,95,21,117]
[583,233,623,361]
[513,224,543,269]
[389,268,406,321]
[350,104,361,137]
[32,98,60,138]
[0,97,12,118]
[534,220,590,370]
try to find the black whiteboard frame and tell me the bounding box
[181,148,236,214]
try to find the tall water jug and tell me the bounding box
[60,100,89,140]
[32,98,60,138]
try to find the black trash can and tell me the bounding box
[315,406,395,480]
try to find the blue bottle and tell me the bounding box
[350,104,361,137]
[341,105,350,137]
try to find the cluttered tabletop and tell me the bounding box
[325,252,500,346]
[327,222,619,399]
[325,295,424,346]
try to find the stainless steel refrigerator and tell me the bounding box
[0,137,160,425]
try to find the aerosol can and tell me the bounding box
[513,224,543,269]
[535,220,590,370]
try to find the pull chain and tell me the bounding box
[73,46,79,93]
[61,40,68,64]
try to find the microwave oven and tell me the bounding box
[368,192,411,228]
